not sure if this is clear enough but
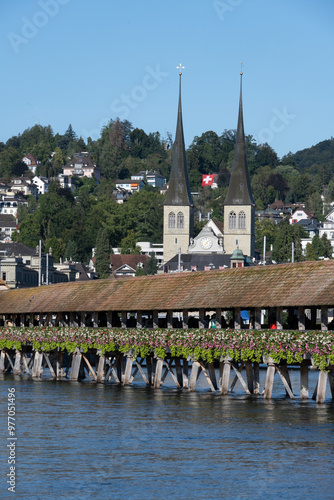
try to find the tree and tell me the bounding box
[45,236,64,263]
[272,219,304,262]
[145,252,158,275]
[94,228,111,278]
[255,219,276,255]
[321,233,333,258]
[11,160,28,176]
[120,229,141,254]
[64,240,79,262]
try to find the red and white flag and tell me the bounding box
[202,174,215,186]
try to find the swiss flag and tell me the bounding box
[202,174,215,186]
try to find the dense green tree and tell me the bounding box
[255,219,277,255]
[94,228,111,278]
[272,219,304,262]
[120,229,141,254]
[145,252,158,275]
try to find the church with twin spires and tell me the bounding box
[163,67,255,271]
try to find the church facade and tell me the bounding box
[163,71,255,268]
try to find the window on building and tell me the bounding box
[177,211,184,229]
[229,211,236,229]
[2,272,6,280]
[168,212,176,229]
[238,211,246,229]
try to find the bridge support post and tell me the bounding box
[245,361,254,394]
[32,351,43,378]
[97,351,106,383]
[264,357,275,399]
[152,311,159,329]
[208,362,217,390]
[123,356,133,385]
[183,359,189,388]
[316,370,328,403]
[220,357,231,395]
[0,350,6,372]
[298,307,305,331]
[106,311,112,328]
[56,349,64,378]
[321,306,328,331]
[253,362,260,394]
[276,307,283,330]
[182,309,188,329]
[310,306,317,329]
[254,308,261,330]
[167,311,173,329]
[234,308,241,330]
[216,308,222,329]
[70,349,83,381]
[153,358,163,389]
[174,358,183,387]
[13,350,22,375]
[300,361,309,399]
[120,312,127,329]
[198,309,205,329]
[189,361,201,391]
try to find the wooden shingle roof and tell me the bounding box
[0,260,334,314]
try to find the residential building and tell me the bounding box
[137,241,164,266]
[0,215,16,241]
[32,176,49,195]
[63,154,101,180]
[0,194,28,217]
[10,177,37,198]
[290,207,314,225]
[115,180,145,193]
[131,171,166,188]
[22,154,40,174]
[57,174,74,191]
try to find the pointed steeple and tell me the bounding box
[164,71,193,206]
[224,72,254,206]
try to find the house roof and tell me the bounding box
[163,75,193,207]
[1,260,334,314]
[110,254,149,271]
[224,74,254,206]
[0,242,39,256]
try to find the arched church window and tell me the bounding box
[238,211,246,229]
[177,211,184,229]
[168,212,175,229]
[229,211,236,229]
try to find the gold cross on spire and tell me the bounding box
[177,63,185,75]
[240,61,244,75]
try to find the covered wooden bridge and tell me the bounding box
[0,260,334,330]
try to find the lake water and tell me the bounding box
[1,368,334,499]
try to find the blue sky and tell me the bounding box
[1,0,333,158]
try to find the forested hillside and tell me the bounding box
[0,120,333,263]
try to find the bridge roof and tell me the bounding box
[0,260,334,314]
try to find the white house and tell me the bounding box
[131,171,166,188]
[22,154,40,174]
[290,207,313,225]
[32,176,49,196]
[115,179,145,193]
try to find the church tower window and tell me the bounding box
[229,211,236,229]
[168,212,175,229]
[238,211,246,229]
[177,211,184,229]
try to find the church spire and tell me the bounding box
[224,71,254,206]
[164,66,193,207]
